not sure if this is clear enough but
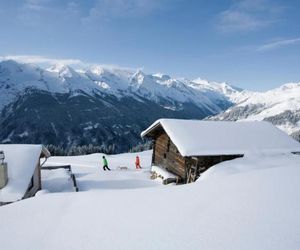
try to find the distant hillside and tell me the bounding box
[210,83,300,142]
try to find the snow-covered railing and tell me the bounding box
[42,165,79,192]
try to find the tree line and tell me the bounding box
[46,141,152,156]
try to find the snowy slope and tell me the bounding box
[212,83,300,136]
[238,83,300,121]
[0,151,300,250]
[191,77,250,103]
[0,60,66,111]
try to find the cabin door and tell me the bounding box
[186,158,199,183]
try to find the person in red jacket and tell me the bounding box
[135,155,142,169]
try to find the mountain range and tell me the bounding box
[0,60,299,153]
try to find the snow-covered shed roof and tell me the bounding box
[141,119,300,157]
[0,144,50,203]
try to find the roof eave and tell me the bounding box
[141,121,163,138]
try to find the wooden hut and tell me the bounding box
[141,119,300,184]
[0,144,51,206]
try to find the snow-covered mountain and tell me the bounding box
[211,83,300,140]
[1,59,299,152]
[0,60,239,112]
[0,60,240,153]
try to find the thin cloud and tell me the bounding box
[0,55,82,65]
[82,0,167,23]
[24,0,51,11]
[17,0,81,27]
[217,0,284,33]
[257,38,300,51]
[0,55,139,72]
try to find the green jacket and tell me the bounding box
[103,158,108,166]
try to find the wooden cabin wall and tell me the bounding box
[150,128,243,183]
[153,132,187,179]
[23,162,41,199]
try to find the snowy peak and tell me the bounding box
[191,77,246,102]
[152,73,172,81]
[0,60,24,73]
[88,65,105,76]
[47,63,80,79]
[130,69,148,86]
[85,65,132,92]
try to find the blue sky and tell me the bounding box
[0,0,299,91]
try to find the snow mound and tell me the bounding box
[200,152,300,180]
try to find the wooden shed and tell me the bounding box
[141,119,300,184]
[0,144,51,206]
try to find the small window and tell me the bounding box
[164,153,167,159]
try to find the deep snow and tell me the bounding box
[0,151,300,250]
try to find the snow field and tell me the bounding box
[0,151,300,250]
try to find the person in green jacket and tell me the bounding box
[102,156,111,171]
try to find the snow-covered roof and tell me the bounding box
[141,119,300,156]
[0,144,50,203]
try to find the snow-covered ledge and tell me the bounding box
[151,165,177,181]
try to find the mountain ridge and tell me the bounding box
[0,60,238,153]
[0,59,299,153]
[0,59,241,112]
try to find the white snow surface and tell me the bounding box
[0,151,300,250]
[44,150,160,191]
[41,168,75,193]
[0,144,43,202]
[142,119,300,156]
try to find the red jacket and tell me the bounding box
[135,156,140,164]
